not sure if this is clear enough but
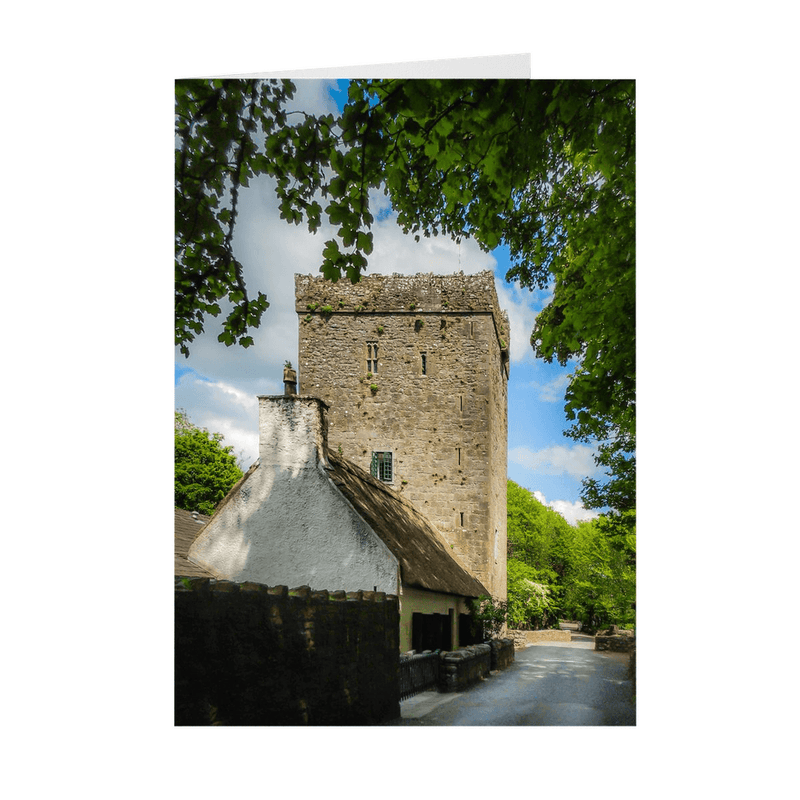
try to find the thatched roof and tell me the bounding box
[324,452,488,598]
[174,508,214,578]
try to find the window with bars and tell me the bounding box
[370,451,393,483]
[367,342,378,373]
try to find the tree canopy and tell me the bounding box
[175,78,635,513]
[506,480,635,630]
[174,410,243,516]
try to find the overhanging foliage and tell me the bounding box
[175,78,635,512]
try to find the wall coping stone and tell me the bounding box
[175,576,398,605]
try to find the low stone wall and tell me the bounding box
[595,633,636,652]
[595,627,636,653]
[506,629,572,648]
[490,638,515,670]
[439,644,491,693]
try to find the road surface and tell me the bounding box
[387,635,635,726]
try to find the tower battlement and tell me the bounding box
[295,271,510,356]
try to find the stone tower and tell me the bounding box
[295,271,509,602]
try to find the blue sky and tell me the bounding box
[175,78,604,524]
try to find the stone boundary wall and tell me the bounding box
[439,644,492,693]
[595,632,636,652]
[400,638,514,697]
[490,638,515,670]
[175,577,400,725]
[506,629,572,648]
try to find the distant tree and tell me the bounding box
[507,479,572,578]
[174,410,243,516]
[558,517,636,630]
[506,480,635,630]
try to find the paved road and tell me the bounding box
[387,636,635,726]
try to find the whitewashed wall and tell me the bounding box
[188,396,400,594]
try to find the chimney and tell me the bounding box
[258,395,329,471]
[283,365,297,395]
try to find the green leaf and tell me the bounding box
[320,261,341,282]
[356,231,373,255]
[322,239,341,261]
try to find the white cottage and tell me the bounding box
[185,394,488,652]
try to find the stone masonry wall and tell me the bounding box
[295,271,509,602]
[490,637,515,670]
[488,290,509,603]
[595,631,636,653]
[439,644,492,693]
[175,578,400,725]
[506,629,572,648]
[295,271,509,338]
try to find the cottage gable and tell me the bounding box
[185,394,487,601]
[187,396,400,594]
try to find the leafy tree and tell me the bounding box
[506,480,635,630]
[559,518,636,630]
[507,479,573,578]
[175,79,635,511]
[175,410,243,516]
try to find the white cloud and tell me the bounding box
[533,373,571,403]
[366,211,495,277]
[175,374,269,469]
[285,78,340,116]
[509,443,598,480]
[495,279,549,366]
[532,490,599,526]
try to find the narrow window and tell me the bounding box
[460,512,465,527]
[366,342,378,374]
[421,352,427,375]
[457,447,461,465]
[370,451,393,483]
